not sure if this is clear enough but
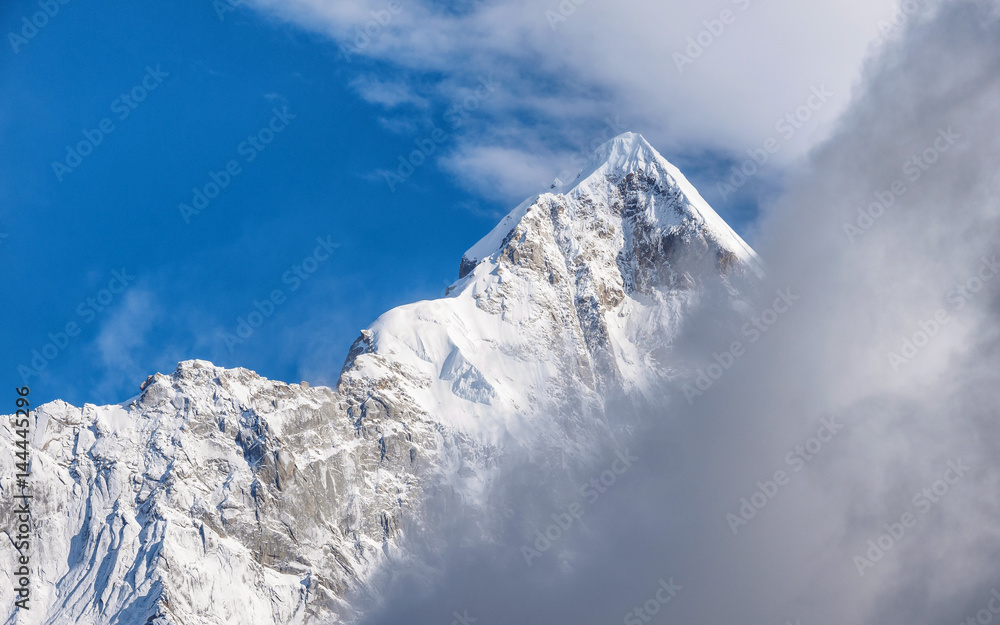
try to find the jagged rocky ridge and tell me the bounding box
[0,132,762,625]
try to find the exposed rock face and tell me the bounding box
[0,363,432,624]
[0,132,761,625]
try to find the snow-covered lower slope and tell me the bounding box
[1,362,446,625]
[1,132,760,625]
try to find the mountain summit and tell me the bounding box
[342,132,762,446]
[461,132,762,279]
[1,133,760,625]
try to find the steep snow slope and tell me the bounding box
[1,132,759,625]
[342,132,762,445]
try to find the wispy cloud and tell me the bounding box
[248,0,900,201]
[350,75,429,110]
[92,288,161,398]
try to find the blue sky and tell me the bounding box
[0,0,856,406]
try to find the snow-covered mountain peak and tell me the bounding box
[577,130,660,180]
[461,131,762,280]
[339,133,764,452]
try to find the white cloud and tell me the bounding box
[92,288,160,398]
[350,75,429,109]
[248,0,904,201]
[438,143,561,199]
